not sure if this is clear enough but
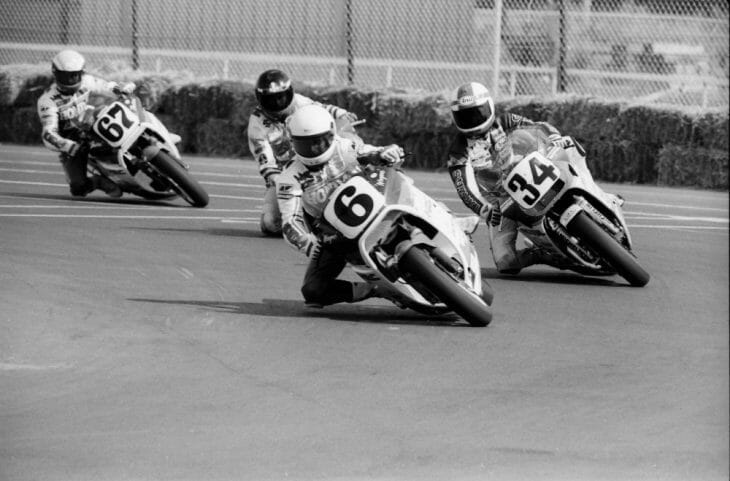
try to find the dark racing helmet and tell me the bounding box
[255,69,294,116]
[450,82,495,136]
[52,49,85,95]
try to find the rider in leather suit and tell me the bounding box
[247,69,358,237]
[37,49,135,198]
[276,104,404,308]
[446,81,586,274]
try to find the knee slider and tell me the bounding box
[260,213,282,235]
[495,255,521,274]
[69,179,93,197]
[301,280,328,305]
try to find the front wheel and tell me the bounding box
[567,211,650,287]
[398,246,492,327]
[149,151,209,207]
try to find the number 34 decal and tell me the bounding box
[504,151,561,208]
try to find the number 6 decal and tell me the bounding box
[324,176,385,239]
[334,185,374,227]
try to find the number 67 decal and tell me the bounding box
[324,176,385,239]
[92,101,139,148]
[504,151,560,209]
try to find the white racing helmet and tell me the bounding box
[52,49,85,94]
[287,104,337,169]
[450,82,495,136]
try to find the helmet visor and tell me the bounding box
[55,70,83,88]
[452,102,493,131]
[259,89,293,113]
[291,131,335,159]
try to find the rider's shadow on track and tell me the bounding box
[131,226,266,238]
[3,192,185,207]
[481,267,621,286]
[128,297,468,327]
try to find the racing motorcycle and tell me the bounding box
[498,127,650,287]
[77,92,209,207]
[321,162,494,327]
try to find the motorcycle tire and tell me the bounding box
[398,245,492,327]
[149,151,209,207]
[567,211,650,287]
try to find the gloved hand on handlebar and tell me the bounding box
[68,141,90,159]
[305,232,344,260]
[378,144,404,166]
[548,134,570,148]
[112,82,136,96]
[548,134,586,157]
[481,202,502,227]
[338,111,359,124]
[304,234,321,260]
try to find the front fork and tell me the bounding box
[560,195,631,249]
[546,195,631,270]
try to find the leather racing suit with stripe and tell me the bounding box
[447,113,566,274]
[247,93,354,236]
[37,74,122,196]
[276,136,393,307]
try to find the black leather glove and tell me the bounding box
[69,142,90,159]
[483,203,502,227]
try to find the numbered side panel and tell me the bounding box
[503,151,563,212]
[323,176,385,239]
[92,101,141,149]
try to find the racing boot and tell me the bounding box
[518,245,572,270]
[351,282,386,302]
[305,283,384,309]
[91,175,122,198]
[454,215,481,236]
[149,177,171,192]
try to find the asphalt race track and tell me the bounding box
[1,143,728,481]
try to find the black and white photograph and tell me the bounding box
[1,0,728,479]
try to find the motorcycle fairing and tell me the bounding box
[357,172,484,308]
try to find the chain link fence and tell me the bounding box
[1,0,727,109]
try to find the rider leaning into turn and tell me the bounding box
[247,69,359,237]
[445,81,614,275]
[276,104,404,308]
[37,49,136,199]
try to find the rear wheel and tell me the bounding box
[398,245,492,327]
[149,151,209,207]
[567,211,650,287]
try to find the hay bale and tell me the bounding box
[0,64,51,107]
[195,117,248,156]
[0,107,42,144]
[657,144,729,190]
[1,65,727,188]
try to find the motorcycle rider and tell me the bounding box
[446,81,604,274]
[247,69,359,237]
[37,49,136,198]
[276,104,404,308]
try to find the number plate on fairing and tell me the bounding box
[323,176,385,239]
[92,101,140,148]
[504,151,562,210]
